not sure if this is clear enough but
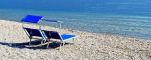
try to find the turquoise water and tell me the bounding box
[0,0,151,40]
[0,9,151,40]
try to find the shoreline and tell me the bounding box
[2,19,151,41]
[0,20,151,60]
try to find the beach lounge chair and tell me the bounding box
[23,27,48,45]
[21,15,73,48]
[43,31,76,47]
[23,27,76,48]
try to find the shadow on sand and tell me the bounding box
[0,40,72,50]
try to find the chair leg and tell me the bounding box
[46,40,50,49]
[41,40,43,44]
[59,41,62,50]
[63,41,65,47]
[73,38,75,44]
[29,38,31,45]
[59,43,61,51]
[46,43,49,48]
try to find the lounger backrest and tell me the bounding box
[49,31,62,40]
[42,30,52,39]
[23,28,42,37]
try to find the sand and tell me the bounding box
[0,20,151,60]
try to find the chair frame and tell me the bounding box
[23,27,75,48]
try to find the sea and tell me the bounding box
[0,0,151,40]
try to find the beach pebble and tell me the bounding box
[0,20,151,60]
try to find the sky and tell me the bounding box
[0,0,151,13]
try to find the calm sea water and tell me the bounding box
[0,9,151,40]
[0,0,151,40]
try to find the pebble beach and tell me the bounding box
[0,20,151,60]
